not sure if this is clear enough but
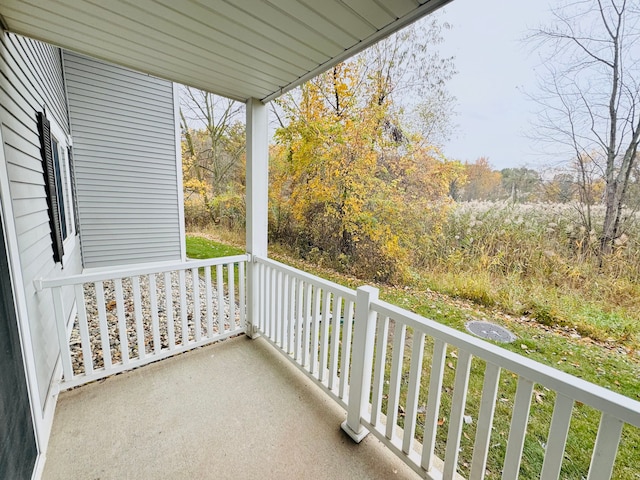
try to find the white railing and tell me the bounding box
[37,255,248,389]
[255,256,357,409]
[254,257,640,480]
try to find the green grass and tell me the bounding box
[186,235,244,259]
[186,234,246,290]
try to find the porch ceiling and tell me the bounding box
[0,0,451,103]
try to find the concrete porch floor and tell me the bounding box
[43,335,418,479]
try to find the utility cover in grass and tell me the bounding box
[466,321,515,343]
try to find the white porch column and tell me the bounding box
[342,285,379,442]
[246,97,268,338]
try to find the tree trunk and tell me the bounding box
[600,181,618,256]
[600,132,640,258]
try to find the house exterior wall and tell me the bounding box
[63,51,183,269]
[0,32,82,412]
[0,215,37,479]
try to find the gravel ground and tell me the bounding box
[69,271,241,375]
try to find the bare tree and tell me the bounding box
[179,86,245,226]
[180,86,245,195]
[271,15,457,148]
[362,16,457,147]
[531,0,640,258]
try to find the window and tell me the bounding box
[36,111,76,264]
[51,138,67,239]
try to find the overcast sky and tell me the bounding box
[436,0,556,170]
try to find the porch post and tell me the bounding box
[245,97,268,338]
[342,285,379,442]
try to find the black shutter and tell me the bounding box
[36,111,64,263]
[67,146,80,234]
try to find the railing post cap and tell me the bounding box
[356,285,379,299]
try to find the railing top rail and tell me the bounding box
[372,297,640,427]
[36,254,250,290]
[254,256,357,301]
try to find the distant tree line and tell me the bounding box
[456,154,640,209]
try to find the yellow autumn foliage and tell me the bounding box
[270,60,463,283]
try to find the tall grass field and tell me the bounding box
[415,201,640,349]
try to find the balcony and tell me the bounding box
[42,335,418,479]
[38,255,640,479]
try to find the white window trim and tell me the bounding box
[48,117,76,264]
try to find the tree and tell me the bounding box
[500,167,541,202]
[270,18,459,282]
[460,157,502,201]
[531,0,640,256]
[545,173,576,203]
[272,62,401,280]
[361,16,457,148]
[180,87,246,227]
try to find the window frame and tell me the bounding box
[49,118,76,259]
[37,111,76,265]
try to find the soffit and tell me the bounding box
[0,0,451,102]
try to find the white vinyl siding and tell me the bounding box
[63,51,182,268]
[0,32,81,407]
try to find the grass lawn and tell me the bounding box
[186,234,244,259]
[186,234,246,288]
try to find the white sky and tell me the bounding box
[437,0,556,170]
